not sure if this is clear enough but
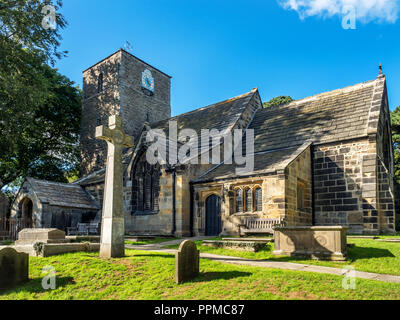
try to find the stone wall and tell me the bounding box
[313,77,396,235]
[120,50,171,137]
[285,146,312,226]
[39,204,98,232]
[375,82,396,233]
[312,136,396,234]
[314,139,369,234]
[11,182,42,227]
[192,169,311,236]
[81,51,122,176]
[263,174,285,219]
[125,168,173,235]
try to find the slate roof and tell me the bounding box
[150,88,258,137]
[249,78,379,152]
[75,89,259,186]
[194,77,383,182]
[27,178,99,209]
[75,77,384,185]
[194,143,311,182]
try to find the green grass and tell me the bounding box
[124,237,180,246]
[1,249,400,300]
[165,237,400,276]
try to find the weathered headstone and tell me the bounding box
[96,115,134,258]
[0,247,28,288]
[175,240,200,284]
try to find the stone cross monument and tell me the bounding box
[96,115,134,258]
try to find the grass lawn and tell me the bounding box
[1,249,400,300]
[124,237,180,246]
[165,237,400,276]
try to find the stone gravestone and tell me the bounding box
[175,240,200,284]
[96,115,134,258]
[0,247,29,288]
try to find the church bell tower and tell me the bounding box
[80,49,172,176]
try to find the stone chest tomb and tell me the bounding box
[273,226,348,261]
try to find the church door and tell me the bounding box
[205,195,222,236]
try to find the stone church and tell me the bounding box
[11,49,396,235]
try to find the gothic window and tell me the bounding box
[235,189,243,213]
[255,188,262,212]
[132,155,161,214]
[245,188,252,212]
[97,73,103,93]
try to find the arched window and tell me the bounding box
[255,188,262,212]
[245,188,252,212]
[132,154,161,214]
[235,189,243,213]
[97,73,103,93]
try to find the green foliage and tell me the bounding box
[0,0,81,187]
[263,96,294,108]
[0,59,82,186]
[0,0,67,62]
[391,106,400,185]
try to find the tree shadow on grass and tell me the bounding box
[0,276,75,295]
[346,246,395,262]
[266,246,395,263]
[132,254,174,259]
[193,271,251,283]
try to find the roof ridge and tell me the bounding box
[151,88,258,127]
[28,177,81,189]
[264,78,377,112]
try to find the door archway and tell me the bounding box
[21,198,33,228]
[205,194,222,236]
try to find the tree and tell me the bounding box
[0,1,82,187]
[391,106,400,185]
[263,96,294,108]
[0,61,82,186]
[0,0,67,62]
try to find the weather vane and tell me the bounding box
[124,41,133,53]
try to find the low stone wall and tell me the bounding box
[273,226,348,261]
[14,243,100,257]
[66,235,100,243]
[203,240,269,252]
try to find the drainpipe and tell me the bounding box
[189,182,194,237]
[171,168,176,235]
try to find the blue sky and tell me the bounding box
[56,0,400,115]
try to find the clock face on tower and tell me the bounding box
[141,69,155,93]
